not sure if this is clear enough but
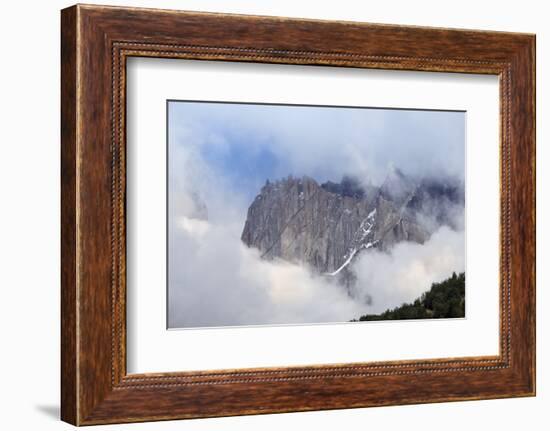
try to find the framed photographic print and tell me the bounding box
[61,4,535,425]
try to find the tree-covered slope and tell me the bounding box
[353,272,465,321]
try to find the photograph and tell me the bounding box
[167,101,466,329]
[49,2,537,426]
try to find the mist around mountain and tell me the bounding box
[167,101,465,328]
[170,166,465,328]
[241,169,464,304]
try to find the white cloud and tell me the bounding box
[168,219,364,328]
[168,212,465,327]
[350,226,465,314]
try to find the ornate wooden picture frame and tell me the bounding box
[61,4,535,425]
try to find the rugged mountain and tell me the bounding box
[241,171,463,281]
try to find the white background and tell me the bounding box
[0,0,547,430]
[127,59,499,373]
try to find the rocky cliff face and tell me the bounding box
[241,170,463,280]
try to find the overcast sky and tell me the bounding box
[167,101,465,328]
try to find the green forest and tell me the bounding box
[352,272,465,322]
